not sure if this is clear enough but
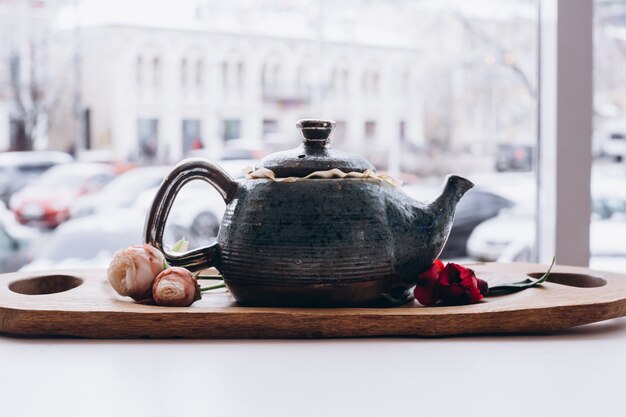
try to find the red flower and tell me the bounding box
[414,259,444,306]
[437,263,485,305]
[413,260,489,306]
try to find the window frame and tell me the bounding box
[537,0,593,265]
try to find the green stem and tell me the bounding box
[200,282,226,292]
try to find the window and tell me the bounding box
[333,120,348,147]
[182,119,202,153]
[365,121,377,142]
[330,67,338,90]
[181,58,188,87]
[342,69,350,92]
[137,118,159,162]
[400,71,409,95]
[221,61,228,88]
[222,119,241,141]
[261,63,269,87]
[331,63,350,93]
[152,57,160,87]
[223,53,244,91]
[262,119,279,139]
[237,61,245,89]
[371,71,379,94]
[196,59,203,87]
[297,61,311,92]
[9,53,20,84]
[362,66,380,95]
[592,0,626,272]
[10,1,608,272]
[262,55,281,89]
[9,119,26,151]
[136,56,143,85]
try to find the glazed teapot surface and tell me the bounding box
[144,119,473,307]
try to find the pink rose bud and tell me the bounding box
[108,244,166,302]
[152,267,201,307]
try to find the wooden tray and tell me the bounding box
[0,263,625,338]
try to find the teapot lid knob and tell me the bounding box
[297,119,335,147]
[256,118,375,176]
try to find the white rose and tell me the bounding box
[108,244,166,302]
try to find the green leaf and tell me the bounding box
[381,289,414,306]
[487,256,556,297]
[170,237,189,253]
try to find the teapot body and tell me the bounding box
[215,178,439,306]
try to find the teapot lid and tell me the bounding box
[255,119,375,177]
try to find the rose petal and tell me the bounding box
[437,263,484,305]
[414,260,444,306]
[476,278,489,296]
[414,280,439,306]
[152,267,200,307]
[108,244,166,301]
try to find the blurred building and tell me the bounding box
[22,0,550,173]
[49,1,425,165]
[0,0,67,152]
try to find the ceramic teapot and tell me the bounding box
[144,119,473,307]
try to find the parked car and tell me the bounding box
[599,131,625,162]
[0,201,39,272]
[443,188,514,257]
[494,144,533,172]
[135,181,226,248]
[475,217,626,273]
[466,203,532,262]
[20,208,186,271]
[70,166,171,219]
[213,158,258,178]
[132,159,255,248]
[595,120,626,162]
[185,140,267,161]
[402,184,514,258]
[0,151,73,204]
[75,150,136,174]
[10,163,117,228]
[467,191,626,272]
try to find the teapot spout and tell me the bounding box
[431,174,474,212]
[389,174,474,290]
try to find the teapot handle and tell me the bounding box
[143,158,238,271]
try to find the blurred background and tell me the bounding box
[0,0,623,274]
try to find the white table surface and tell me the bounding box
[1,318,626,417]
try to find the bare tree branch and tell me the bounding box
[9,32,72,149]
[455,11,536,98]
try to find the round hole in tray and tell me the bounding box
[9,275,84,295]
[526,272,607,288]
